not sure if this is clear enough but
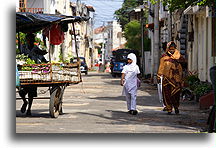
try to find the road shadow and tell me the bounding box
[16,109,51,118]
[84,94,208,132]
[88,95,161,107]
[77,108,207,132]
[82,72,114,78]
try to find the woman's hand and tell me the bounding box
[121,73,125,86]
[120,79,125,86]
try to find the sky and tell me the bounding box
[70,0,123,28]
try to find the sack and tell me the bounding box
[157,76,164,106]
[157,83,163,103]
[137,78,141,87]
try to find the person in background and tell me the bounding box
[20,33,48,63]
[157,41,185,115]
[18,33,48,116]
[121,53,140,115]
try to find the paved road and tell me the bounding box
[16,72,208,133]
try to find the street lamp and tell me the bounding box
[141,4,145,77]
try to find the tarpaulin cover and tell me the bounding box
[16,12,89,33]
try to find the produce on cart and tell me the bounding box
[16,12,88,118]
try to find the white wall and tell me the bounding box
[16,0,19,11]
[190,9,213,82]
[26,0,43,8]
[144,51,151,74]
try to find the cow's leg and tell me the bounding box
[21,98,28,113]
[26,97,33,116]
[19,88,28,113]
[26,87,37,116]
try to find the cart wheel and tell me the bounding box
[58,85,66,115]
[49,86,62,118]
[58,94,63,115]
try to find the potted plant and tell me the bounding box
[194,82,212,100]
[194,82,214,109]
[182,71,200,101]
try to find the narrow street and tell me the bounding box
[16,71,208,133]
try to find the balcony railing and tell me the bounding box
[19,8,44,14]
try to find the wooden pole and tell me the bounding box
[18,32,21,53]
[72,22,82,81]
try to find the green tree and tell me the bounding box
[150,0,214,12]
[124,21,141,51]
[123,20,151,52]
[114,0,139,29]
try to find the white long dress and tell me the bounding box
[121,53,140,110]
[122,64,140,96]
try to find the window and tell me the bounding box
[19,0,26,12]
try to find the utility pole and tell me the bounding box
[168,11,172,41]
[151,0,160,83]
[140,0,145,77]
[101,21,106,72]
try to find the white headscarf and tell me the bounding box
[127,53,137,67]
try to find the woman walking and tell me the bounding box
[157,41,185,115]
[121,53,140,115]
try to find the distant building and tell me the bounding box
[17,0,95,68]
[93,26,108,64]
[106,20,126,59]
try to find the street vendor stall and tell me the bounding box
[16,12,88,118]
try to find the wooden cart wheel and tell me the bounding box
[49,86,62,118]
[58,85,66,115]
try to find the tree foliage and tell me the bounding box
[124,20,141,51]
[123,20,151,52]
[150,0,215,12]
[114,0,139,29]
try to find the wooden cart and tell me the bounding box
[16,12,88,118]
[17,62,81,118]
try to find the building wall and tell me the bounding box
[26,0,43,9]
[112,21,126,49]
[105,20,126,59]
[18,0,94,64]
[49,0,72,62]
[189,8,213,82]
[45,0,94,65]
[146,1,215,82]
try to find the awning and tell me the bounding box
[16,12,89,33]
[146,23,154,29]
[183,6,193,14]
[183,5,204,15]
[86,5,95,12]
[145,20,164,30]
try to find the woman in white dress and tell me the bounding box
[121,53,140,115]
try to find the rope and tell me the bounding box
[38,88,50,95]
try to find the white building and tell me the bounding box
[106,20,126,59]
[184,6,216,82]
[93,26,108,64]
[70,2,95,68]
[17,0,95,67]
